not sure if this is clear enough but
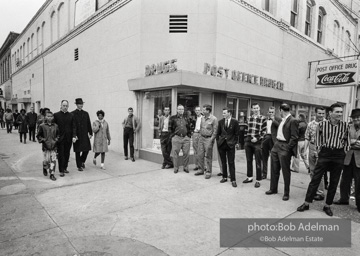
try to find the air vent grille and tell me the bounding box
[169,15,187,33]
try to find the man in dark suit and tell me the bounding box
[54,100,75,177]
[265,103,299,201]
[26,107,37,142]
[72,98,93,172]
[159,106,173,169]
[261,106,281,179]
[217,107,240,188]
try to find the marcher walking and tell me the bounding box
[13,109,19,130]
[37,111,59,181]
[4,109,14,133]
[16,109,28,143]
[72,98,92,171]
[92,110,111,170]
[159,106,173,169]
[122,107,141,162]
[54,100,74,177]
[297,103,350,216]
[0,109,4,129]
[26,106,37,142]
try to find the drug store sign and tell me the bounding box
[316,60,358,88]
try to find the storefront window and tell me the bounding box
[177,91,199,121]
[141,90,171,151]
[226,98,237,117]
[237,98,249,122]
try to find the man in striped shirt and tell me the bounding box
[243,103,267,188]
[297,103,350,217]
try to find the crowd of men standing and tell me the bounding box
[157,102,360,217]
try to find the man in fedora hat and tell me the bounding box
[72,98,93,171]
[334,108,360,212]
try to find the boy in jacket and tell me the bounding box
[37,111,60,181]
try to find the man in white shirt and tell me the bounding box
[193,106,203,170]
[265,103,299,201]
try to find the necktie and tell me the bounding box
[226,119,229,129]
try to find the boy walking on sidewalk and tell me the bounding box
[37,111,60,181]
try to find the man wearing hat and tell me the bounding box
[72,98,93,171]
[334,108,360,212]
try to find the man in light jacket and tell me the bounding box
[122,107,141,162]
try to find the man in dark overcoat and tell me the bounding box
[72,98,92,171]
[54,100,75,177]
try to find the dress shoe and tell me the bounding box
[307,167,310,173]
[323,206,333,216]
[43,168,48,176]
[50,174,56,181]
[220,178,227,183]
[59,172,65,177]
[93,159,97,165]
[64,170,69,174]
[290,169,299,173]
[217,173,222,176]
[131,157,135,162]
[125,156,129,160]
[194,167,199,171]
[205,174,211,179]
[357,207,360,213]
[282,195,289,201]
[314,195,325,201]
[243,178,253,183]
[161,164,166,169]
[232,181,237,187]
[297,203,309,212]
[165,164,173,169]
[82,162,85,169]
[184,168,189,173]
[78,167,83,172]
[265,190,277,195]
[174,169,179,174]
[194,172,204,176]
[254,181,260,188]
[333,200,349,205]
[262,175,267,180]
[101,166,106,170]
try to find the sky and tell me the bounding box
[0,0,46,47]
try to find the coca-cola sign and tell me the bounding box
[316,60,358,88]
[317,72,355,86]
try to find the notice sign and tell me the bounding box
[316,60,358,88]
[75,0,96,26]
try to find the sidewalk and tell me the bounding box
[0,128,359,256]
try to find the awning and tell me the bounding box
[17,98,31,103]
[128,70,336,106]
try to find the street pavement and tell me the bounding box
[0,128,359,256]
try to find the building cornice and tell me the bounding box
[11,0,52,48]
[331,0,358,25]
[230,0,340,57]
[0,32,19,57]
[13,0,133,76]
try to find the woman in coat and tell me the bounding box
[92,110,111,169]
[16,109,28,143]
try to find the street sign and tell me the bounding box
[315,60,359,88]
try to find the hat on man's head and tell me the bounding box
[75,98,84,104]
[350,108,360,118]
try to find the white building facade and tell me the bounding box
[10,0,358,160]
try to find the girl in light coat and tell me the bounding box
[92,110,111,169]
